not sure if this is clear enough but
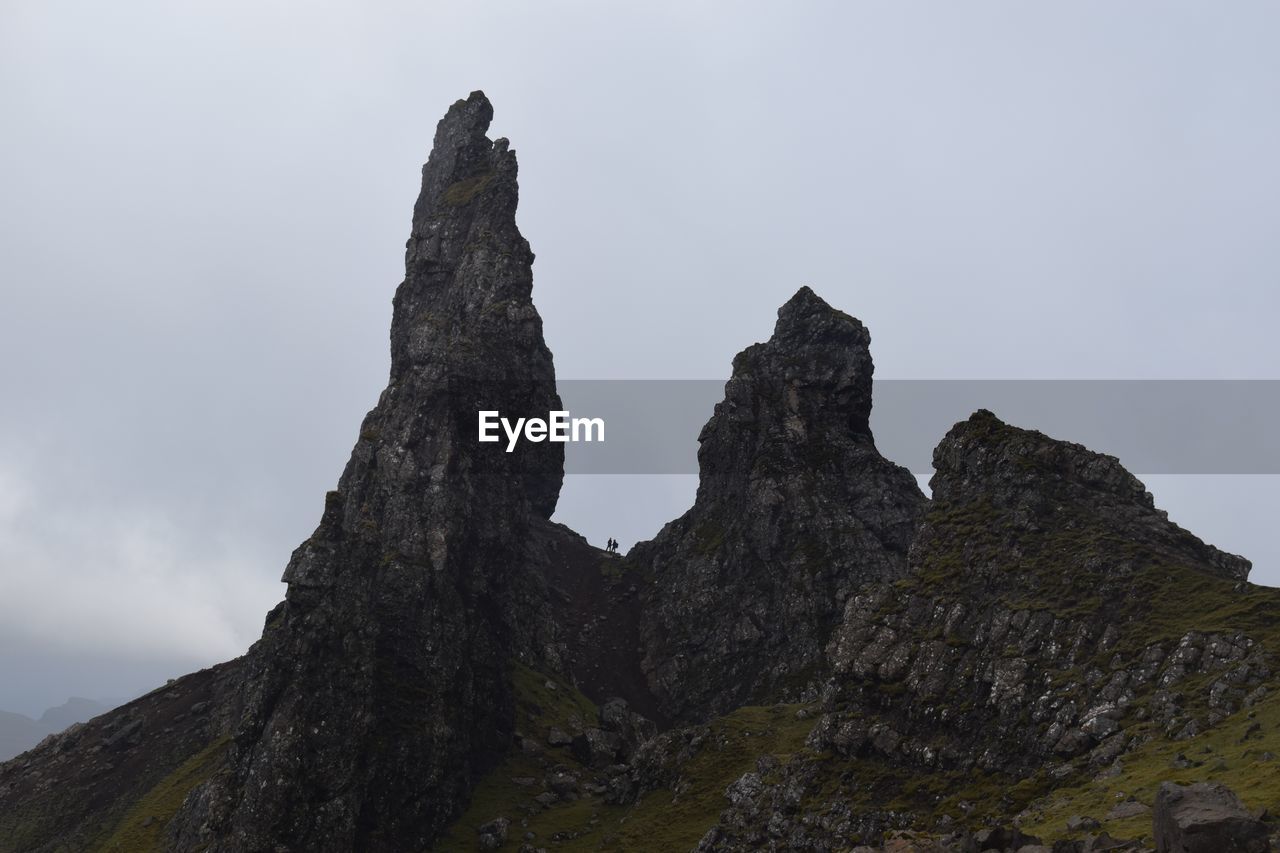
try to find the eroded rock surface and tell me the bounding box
[633,287,926,722]
[637,413,1266,851]
[166,91,568,852]
[1153,781,1269,852]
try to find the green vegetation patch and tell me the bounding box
[443,173,494,206]
[95,736,230,852]
[435,663,606,851]
[437,663,812,852]
[604,704,812,851]
[1020,688,1280,844]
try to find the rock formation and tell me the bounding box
[2,92,1278,853]
[680,410,1270,849]
[167,91,569,851]
[632,287,926,722]
[1154,781,1270,853]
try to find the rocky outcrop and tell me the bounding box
[808,411,1266,773]
[633,287,926,722]
[0,661,244,852]
[164,91,568,851]
[655,412,1267,850]
[1153,781,1269,852]
[929,409,1250,585]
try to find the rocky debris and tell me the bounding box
[477,816,510,850]
[828,828,1144,852]
[633,287,926,722]
[971,827,1043,850]
[1106,801,1151,821]
[697,823,1123,852]
[546,771,579,800]
[1153,781,1269,852]
[100,717,142,750]
[572,725,622,767]
[603,723,711,806]
[568,696,655,768]
[600,696,657,750]
[1067,816,1102,833]
[691,755,916,851]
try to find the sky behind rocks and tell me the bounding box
[2,0,1278,715]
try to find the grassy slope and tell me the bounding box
[1020,687,1280,845]
[446,414,1280,850]
[436,663,811,851]
[441,490,1280,849]
[607,704,811,851]
[95,736,230,852]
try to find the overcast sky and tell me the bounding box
[2,1,1278,716]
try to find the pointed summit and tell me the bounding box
[632,289,924,722]
[776,284,841,323]
[774,285,864,340]
[163,93,564,850]
[711,285,875,468]
[421,90,495,188]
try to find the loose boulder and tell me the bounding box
[1153,781,1269,852]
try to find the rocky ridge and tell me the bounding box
[677,412,1273,850]
[2,93,1278,853]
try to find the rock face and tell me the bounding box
[168,91,567,851]
[675,411,1267,850]
[807,413,1267,776]
[632,287,926,722]
[929,409,1250,584]
[1153,781,1270,852]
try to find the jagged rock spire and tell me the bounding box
[632,287,926,722]
[168,92,565,851]
[694,286,876,501]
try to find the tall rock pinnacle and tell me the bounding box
[169,91,565,851]
[632,287,926,722]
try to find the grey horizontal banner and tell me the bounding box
[553,380,1280,475]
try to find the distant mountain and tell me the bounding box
[0,710,48,763]
[0,698,112,762]
[37,697,111,732]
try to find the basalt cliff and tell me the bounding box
[3,93,1278,853]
